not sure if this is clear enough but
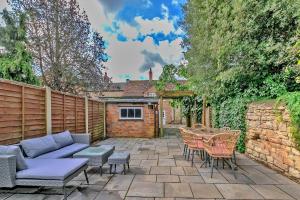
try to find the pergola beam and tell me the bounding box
[156,90,195,98]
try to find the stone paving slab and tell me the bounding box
[150,166,171,175]
[251,185,293,200]
[190,183,223,199]
[200,172,229,183]
[127,182,164,197]
[164,183,193,198]
[133,175,156,182]
[179,175,204,183]
[216,184,264,199]
[277,184,300,200]
[171,166,185,175]
[3,137,299,200]
[158,159,176,166]
[104,175,134,191]
[157,175,180,182]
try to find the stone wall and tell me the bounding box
[246,102,300,179]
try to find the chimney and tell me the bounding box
[149,68,153,81]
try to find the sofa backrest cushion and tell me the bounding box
[0,145,28,171]
[20,135,58,158]
[52,130,74,149]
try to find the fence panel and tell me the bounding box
[0,79,105,144]
[88,100,104,142]
[23,87,46,139]
[0,80,46,144]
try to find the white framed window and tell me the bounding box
[148,92,157,97]
[119,107,143,120]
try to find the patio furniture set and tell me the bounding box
[0,130,130,199]
[179,126,240,178]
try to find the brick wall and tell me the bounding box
[106,103,156,138]
[246,102,300,179]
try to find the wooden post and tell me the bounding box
[193,98,197,127]
[202,96,206,127]
[103,102,106,138]
[159,96,164,137]
[21,86,25,139]
[63,94,65,130]
[75,97,77,132]
[85,96,89,134]
[45,87,52,134]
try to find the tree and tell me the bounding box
[9,0,110,94]
[183,0,300,101]
[182,0,300,152]
[0,9,39,85]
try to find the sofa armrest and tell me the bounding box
[0,155,16,188]
[71,133,91,145]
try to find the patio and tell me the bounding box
[1,136,299,200]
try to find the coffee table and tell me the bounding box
[73,145,114,175]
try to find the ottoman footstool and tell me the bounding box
[108,152,130,174]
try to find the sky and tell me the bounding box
[0,0,186,82]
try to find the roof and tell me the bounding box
[104,82,127,91]
[102,79,187,98]
[102,97,159,103]
[122,80,155,97]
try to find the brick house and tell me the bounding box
[101,69,183,138]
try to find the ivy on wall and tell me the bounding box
[277,92,300,149]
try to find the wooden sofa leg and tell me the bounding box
[84,170,89,185]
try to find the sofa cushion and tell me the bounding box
[35,143,88,159]
[52,130,74,148]
[16,158,88,180]
[21,135,58,158]
[0,145,28,171]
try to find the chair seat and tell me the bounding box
[16,158,88,180]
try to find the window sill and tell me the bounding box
[118,119,144,121]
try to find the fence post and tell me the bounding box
[85,96,89,134]
[45,87,52,134]
[103,102,106,138]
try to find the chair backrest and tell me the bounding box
[207,132,237,153]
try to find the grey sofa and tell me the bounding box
[0,131,91,200]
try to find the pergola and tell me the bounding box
[156,90,200,137]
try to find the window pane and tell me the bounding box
[135,109,141,118]
[121,109,127,118]
[128,109,134,118]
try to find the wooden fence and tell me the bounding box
[0,79,105,145]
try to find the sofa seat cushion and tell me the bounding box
[0,145,28,171]
[52,131,74,148]
[21,135,58,158]
[16,158,88,180]
[35,143,88,159]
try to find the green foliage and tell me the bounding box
[156,64,178,91]
[213,97,250,153]
[0,43,39,85]
[156,64,188,91]
[183,0,300,152]
[0,9,39,85]
[277,92,300,149]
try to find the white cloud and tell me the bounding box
[172,0,179,5]
[135,16,175,36]
[161,3,169,19]
[0,0,185,82]
[104,36,184,81]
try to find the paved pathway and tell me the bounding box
[1,137,299,200]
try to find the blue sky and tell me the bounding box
[78,0,186,81]
[0,0,187,82]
